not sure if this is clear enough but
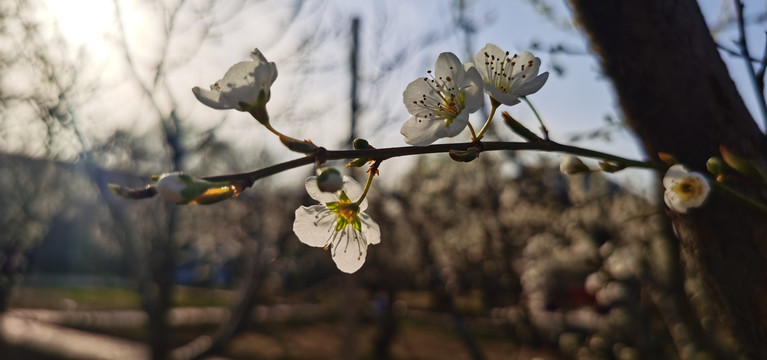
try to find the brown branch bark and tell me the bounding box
[569,0,767,358]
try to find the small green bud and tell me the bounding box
[353,138,370,149]
[502,111,541,142]
[449,147,480,162]
[346,157,369,168]
[317,168,343,193]
[280,135,318,155]
[706,157,724,177]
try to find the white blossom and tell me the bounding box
[293,176,381,273]
[663,164,710,213]
[400,52,484,145]
[192,49,277,112]
[474,43,548,106]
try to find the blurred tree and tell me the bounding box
[570,0,767,357]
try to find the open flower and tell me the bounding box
[400,52,484,145]
[663,164,710,213]
[192,49,277,117]
[293,176,381,273]
[474,43,548,105]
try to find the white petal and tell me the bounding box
[512,72,548,97]
[403,77,436,115]
[435,52,464,85]
[360,212,380,245]
[489,87,521,106]
[250,48,268,63]
[341,176,366,209]
[331,227,368,273]
[461,67,485,113]
[305,177,340,204]
[192,87,232,109]
[663,164,688,188]
[293,205,336,247]
[664,189,687,213]
[401,115,445,145]
[220,62,261,106]
[474,43,506,80]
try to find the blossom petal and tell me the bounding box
[192,86,231,109]
[663,164,688,188]
[512,72,548,97]
[401,116,449,145]
[360,212,380,245]
[331,227,368,273]
[293,205,336,247]
[304,176,367,209]
[462,67,485,113]
[305,177,341,204]
[403,77,437,115]
[435,52,465,86]
[340,176,367,210]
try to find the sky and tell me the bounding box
[32,0,767,197]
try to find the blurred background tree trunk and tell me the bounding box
[569,0,767,358]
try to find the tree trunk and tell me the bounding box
[568,0,767,358]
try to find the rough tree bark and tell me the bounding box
[569,1,767,358]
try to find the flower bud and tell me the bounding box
[280,135,318,155]
[598,160,625,173]
[706,156,724,178]
[317,168,343,193]
[657,152,677,165]
[155,172,237,205]
[353,138,371,149]
[720,145,767,181]
[449,147,480,162]
[346,157,369,168]
[502,111,541,142]
[559,155,590,175]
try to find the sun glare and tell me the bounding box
[45,0,114,51]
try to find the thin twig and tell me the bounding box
[733,0,767,131]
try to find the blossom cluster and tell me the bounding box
[401,44,549,145]
[158,43,721,274]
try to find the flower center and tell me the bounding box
[481,51,534,94]
[413,70,466,126]
[673,178,705,200]
[325,191,362,232]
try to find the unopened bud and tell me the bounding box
[155,172,238,205]
[449,147,480,162]
[706,157,724,177]
[502,111,542,142]
[346,157,369,168]
[598,160,625,173]
[353,138,371,149]
[657,152,677,165]
[560,155,590,175]
[280,135,318,155]
[720,145,766,180]
[317,168,343,193]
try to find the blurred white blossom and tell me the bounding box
[663,164,710,213]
